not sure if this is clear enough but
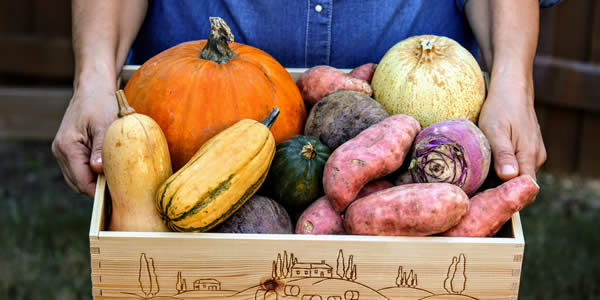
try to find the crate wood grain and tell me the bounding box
[90,175,525,300]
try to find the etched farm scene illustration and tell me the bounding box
[121,251,479,300]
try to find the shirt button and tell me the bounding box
[315,4,323,12]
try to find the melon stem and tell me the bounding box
[421,39,434,51]
[417,38,446,65]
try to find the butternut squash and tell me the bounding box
[157,108,279,232]
[102,90,172,231]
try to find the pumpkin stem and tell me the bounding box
[200,17,235,64]
[115,90,136,117]
[261,107,280,129]
[300,142,317,160]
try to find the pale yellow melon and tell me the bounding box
[372,35,485,128]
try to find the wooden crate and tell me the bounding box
[89,67,526,300]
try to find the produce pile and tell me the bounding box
[102,18,539,238]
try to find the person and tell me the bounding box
[53,0,558,197]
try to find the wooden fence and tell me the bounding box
[0,0,599,177]
[534,0,600,177]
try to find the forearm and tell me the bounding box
[466,0,546,180]
[466,0,539,98]
[71,0,147,91]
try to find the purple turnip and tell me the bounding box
[409,119,491,196]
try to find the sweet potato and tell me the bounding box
[442,175,539,237]
[344,183,470,236]
[295,180,393,235]
[295,196,345,235]
[355,180,394,198]
[304,90,389,150]
[349,63,377,83]
[212,195,293,234]
[323,115,421,212]
[296,65,373,107]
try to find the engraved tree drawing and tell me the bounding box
[444,253,467,294]
[443,256,457,293]
[138,253,160,297]
[175,271,188,294]
[336,250,345,278]
[396,266,418,288]
[271,251,297,279]
[336,249,357,281]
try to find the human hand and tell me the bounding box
[478,74,546,181]
[52,82,117,197]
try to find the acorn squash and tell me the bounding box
[264,135,331,213]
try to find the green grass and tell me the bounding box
[0,140,598,299]
[0,141,92,300]
[519,173,600,299]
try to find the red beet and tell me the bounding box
[212,195,293,234]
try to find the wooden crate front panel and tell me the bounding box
[90,233,523,300]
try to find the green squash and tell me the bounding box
[265,135,331,213]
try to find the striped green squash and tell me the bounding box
[156,109,279,232]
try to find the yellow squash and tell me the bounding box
[157,108,279,232]
[102,90,172,232]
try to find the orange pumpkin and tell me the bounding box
[124,17,306,170]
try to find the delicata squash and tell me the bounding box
[157,108,280,232]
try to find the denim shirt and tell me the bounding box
[128,0,561,68]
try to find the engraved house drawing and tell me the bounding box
[291,260,333,278]
[193,278,221,291]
